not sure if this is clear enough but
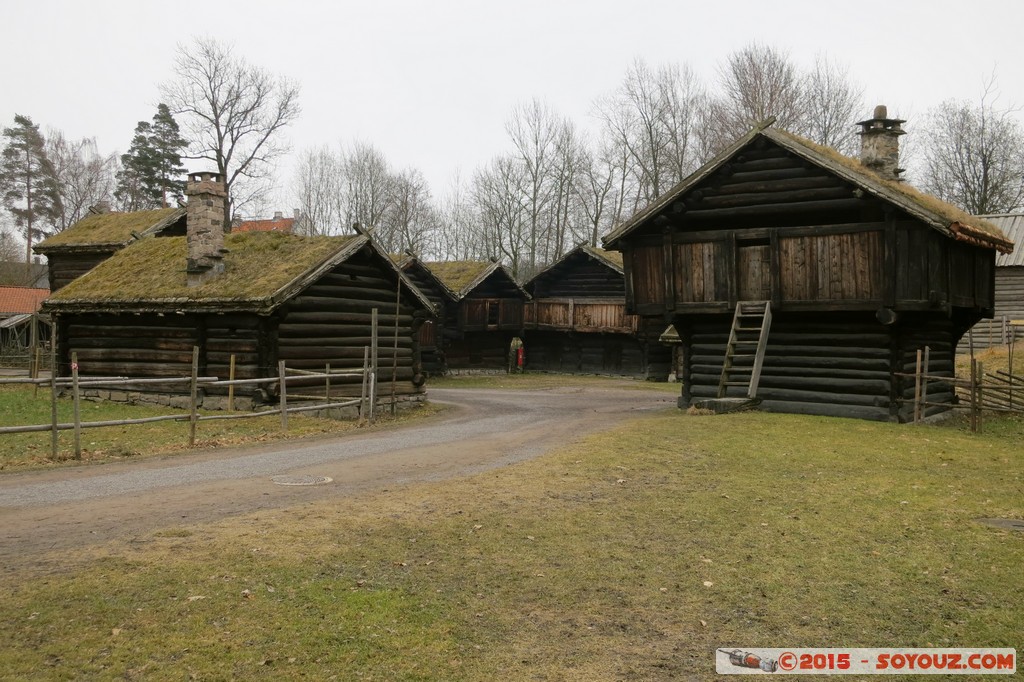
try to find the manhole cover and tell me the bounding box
[977,518,1024,531]
[271,475,333,487]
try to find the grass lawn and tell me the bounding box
[1,405,1021,679]
[0,384,441,470]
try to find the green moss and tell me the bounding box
[47,232,359,309]
[38,208,184,248]
[424,261,495,297]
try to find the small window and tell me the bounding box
[487,301,500,325]
[737,236,770,247]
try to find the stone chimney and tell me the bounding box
[185,171,227,286]
[273,211,284,220]
[856,105,906,181]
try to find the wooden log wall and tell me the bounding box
[60,313,201,379]
[445,331,515,370]
[531,257,625,298]
[204,313,264,395]
[277,249,425,397]
[679,312,960,422]
[525,330,670,379]
[47,252,114,292]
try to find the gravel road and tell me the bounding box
[0,385,674,572]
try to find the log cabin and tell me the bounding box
[35,205,186,292]
[399,257,528,372]
[522,244,670,378]
[603,107,1014,421]
[967,214,1024,349]
[41,173,434,410]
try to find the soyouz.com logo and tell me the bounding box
[715,648,1016,675]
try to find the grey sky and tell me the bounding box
[4,0,1024,214]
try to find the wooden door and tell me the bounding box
[738,244,772,301]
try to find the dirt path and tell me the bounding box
[0,385,674,573]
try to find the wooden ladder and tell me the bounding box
[717,301,772,399]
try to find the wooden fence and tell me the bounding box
[0,346,376,460]
[898,340,1023,433]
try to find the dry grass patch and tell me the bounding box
[1,410,1021,679]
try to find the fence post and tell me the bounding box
[969,359,978,433]
[913,349,922,423]
[921,345,930,421]
[189,346,199,447]
[977,360,984,434]
[370,308,378,423]
[325,362,331,408]
[32,345,40,399]
[227,354,236,412]
[279,360,288,432]
[72,351,82,460]
[50,323,58,460]
[360,346,369,420]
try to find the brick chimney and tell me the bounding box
[185,171,227,286]
[856,105,906,181]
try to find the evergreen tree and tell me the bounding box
[0,114,62,266]
[115,103,188,210]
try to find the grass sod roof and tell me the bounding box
[44,231,363,313]
[602,121,1013,253]
[423,260,500,299]
[581,244,623,271]
[36,208,186,250]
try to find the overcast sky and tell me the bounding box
[4,0,1024,215]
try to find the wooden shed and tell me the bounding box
[35,207,186,292]
[399,258,528,372]
[603,110,1013,421]
[968,214,1024,348]
[522,244,670,378]
[42,173,433,410]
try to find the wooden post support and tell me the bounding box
[32,345,41,399]
[921,346,930,420]
[977,360,984,434]
[72,351,82,460]
[370,308,378,423]
[969,359,978,433]
[189,346,200,447]
[917,348,925,421]
[392,276,400,416]
[279,360,288,432]
[227,354,236,412]
[325,362,331,407]
[50,323,58,460]
[360,346,369,420]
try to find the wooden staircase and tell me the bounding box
[717,301,772,399]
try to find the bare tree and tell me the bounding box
[574,133,622,246]
[341,141,392,231]
[46,131,117,232]
[920,80,1024,214]
[380,167,435,255]
[473,155,529,277]
[803,55,863,154]
[596,59,706,210]
[710,43,806,147]
[160,36,300,220]
[290,145,342,235]
[506,99,561,273]
[434,173,484,262]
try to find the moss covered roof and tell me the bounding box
[37,208,185,250]
[603,122,1013,253]
[424,260,498,298]
[45,232,361,312]
[582,245,624,270]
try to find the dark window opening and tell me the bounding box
[737,237,770,247]
[487,301,500,325]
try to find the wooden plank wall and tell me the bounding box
[967,267,1024,348]
[445,330,516,370]
[779,231,883,301]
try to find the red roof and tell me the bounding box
[0,286,49,315]
[234,216,294,233]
